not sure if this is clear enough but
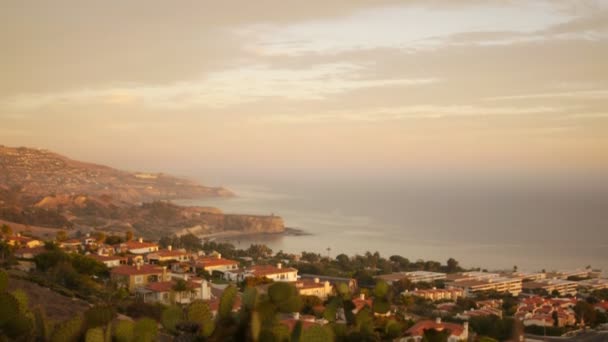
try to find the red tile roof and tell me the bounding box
[111,264,164,276]
[197,257,238,268]
[407,320,465,337]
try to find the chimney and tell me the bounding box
[168,245,172,251]
[432,287,436,290]
[136,263,141,271]
[435,317,442,324]
[314,277,320,283]
[217,253,221,259]
[138,237,143,243]
[294,312,300,320]
[359,293,365,300]
[463,321,469,335]
[277,263,282,269]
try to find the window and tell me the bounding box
[135,276,143,284]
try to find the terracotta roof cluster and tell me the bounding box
[407,320,465,337]
[352,295,373,312]
[196,257,238,268]
[111,264,164,276]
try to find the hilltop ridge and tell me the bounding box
[0,145,233,203]
[0,145,284,238]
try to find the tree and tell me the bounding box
[161,305,183,334]
[51,315,84,342]
[188,300,215,337]
[172,279,189,304]
[85,327,105,342]
[1,224,12,236]
[113,320,134,342]
[94,231,106,243]
[133,317,157,342]
[125,231,134,242]
[574,301,597,326]
[300,325,334,342]
[0,269,8,292]
[56,230,68,242]
[446,258,460,273]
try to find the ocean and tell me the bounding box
[178,174,608,273]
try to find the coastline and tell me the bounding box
[190,226,309,242]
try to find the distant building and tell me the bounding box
[447,273,522,296]
[194,254,239,273]
[137,277,211,305]
[577,278,608,291]
[146,246,190,264]
[117,238,159,255]
[294,278,334,300]
[225,263,297,282]
[300,274,358,293]
[404,287,463,302]
[110,264,170,292]
[4,234,43,249]
[522,279,578,296]
[88,254,125,268]
[376,271,446,284]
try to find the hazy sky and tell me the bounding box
[1,0,607,183]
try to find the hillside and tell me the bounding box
[0,145,233,203]
[0,145,284,238]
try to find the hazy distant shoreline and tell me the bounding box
[198,227,309,241]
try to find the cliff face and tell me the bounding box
[199,212,285,234]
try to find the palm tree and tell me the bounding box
[172,279,189,304]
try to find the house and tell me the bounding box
[401,318,468,342]
[5,234,43,249]
[117,238,159,255]
[403,287,463,302]
[110,264,170,292]
[88,254,125,268]
[59,239,83,250]
[280,312,326,333]
[194,254,239,273]
[146,246,190,264]
[352,293,373,314]
[225,263,297,282]
[294,278,334,300]
[137,277,211,305]
[13,247,46,260]
[300,274,358,293]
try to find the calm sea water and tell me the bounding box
[178,175,608,272]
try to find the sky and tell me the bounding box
[1,0,608,184]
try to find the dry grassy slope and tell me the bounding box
[0,145,233,204]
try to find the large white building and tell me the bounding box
[225,263,298,282]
